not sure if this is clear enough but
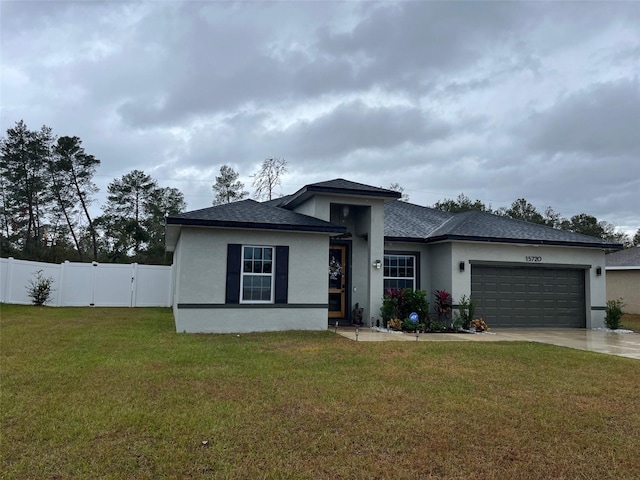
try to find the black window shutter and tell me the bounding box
[225,244,242,304]
[274,246,289,304]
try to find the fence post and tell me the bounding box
[3,257,15,303]
[168,263,175,308]
[90,261,98,306]
[130,263,138,307]
[56,261,68,306]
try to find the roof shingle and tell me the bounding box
[605,247,640,267]
[167,199,345,234]
[384,201,454,239]
[384,200,620,249]
[167,179,622,250]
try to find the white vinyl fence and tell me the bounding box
[0,257,173,307]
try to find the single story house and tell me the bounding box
[606,247,640,314]
[165,179,621,333]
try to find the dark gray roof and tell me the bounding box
[384,201,454,240]
[306,178,401,196]
[262,194,293,208]
[606,247,640,267]
[167,179,622,251]
[281,178,401,209]
[425,209,621,249]
[382,200,620,249]
[166,199,345,234]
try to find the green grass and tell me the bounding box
[621,313,640,332]
[2,304,639,479]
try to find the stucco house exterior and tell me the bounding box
[606,247,640,314]
[165,179,621,333]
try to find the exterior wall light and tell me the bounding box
[372,259,382,269]
[459,261,465,272]
[596,267,602,276]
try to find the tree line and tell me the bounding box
[0,121,290,264]
[2,120,635,266]
[0,121,185,264]
[431,193,639,247]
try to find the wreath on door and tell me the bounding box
[329,256,343,280]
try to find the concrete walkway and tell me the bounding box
[332,326,640,359]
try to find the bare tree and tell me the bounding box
[388,183,410,202]
[252,157,287,201]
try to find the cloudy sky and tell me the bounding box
[1,1,639,234]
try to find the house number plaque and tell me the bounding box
[525,256,542,262]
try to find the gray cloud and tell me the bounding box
[1,0,639,234]
[524,80,640,157]
[273,100,451,161]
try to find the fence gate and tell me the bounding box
[0,258,173,307]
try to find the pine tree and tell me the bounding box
[212,165,248,205]
[0,121,53,259]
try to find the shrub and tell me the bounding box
[388,318,402,331]
[26,270,55,306]
[433,289,452,325]
[471,317,490,332]
[604,299,624,330]
[430,320,447,332]
[454,294,475,330]
[380,291,399,322]
[402,318,423,332]
[380,288,429,324]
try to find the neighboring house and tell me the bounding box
[606,247,640,314]
[166,179,621,333]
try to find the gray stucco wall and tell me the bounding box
[295,194,386,326]
[173,227,330,333]
[450,242,607,328]
[380,240,609,329]
[428,243,453,297]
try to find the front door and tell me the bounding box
[328,245,347,319]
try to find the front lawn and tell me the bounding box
[1,304,639,479]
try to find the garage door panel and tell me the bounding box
[472,265,586,328]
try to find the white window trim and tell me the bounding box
[383,254,416,290]
[240,245,275,304]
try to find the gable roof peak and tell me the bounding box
[281,178,401,209]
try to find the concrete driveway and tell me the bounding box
[333,326,640,359]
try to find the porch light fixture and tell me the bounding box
[459,261,465,272]
[596,267,602,276]
[372,259,382,269]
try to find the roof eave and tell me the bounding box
[165,217,346,234]
[424,234,623,250]
[384,236,429,243]
[282,185,401,209]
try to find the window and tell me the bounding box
[383,254,416,291]
[241,246,274,302]
[226,244,288,305]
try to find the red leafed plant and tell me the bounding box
[433,289,452,324]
